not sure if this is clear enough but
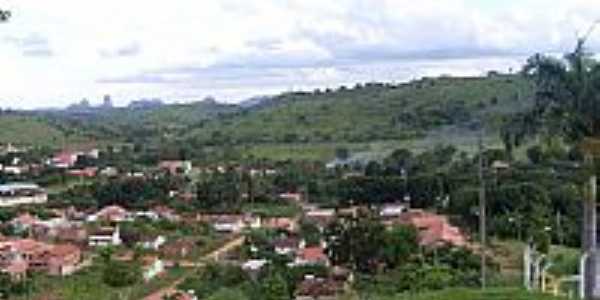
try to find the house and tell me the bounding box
[213,215,246,233]
[0,183,47,207]
[10,213,40,232]
[262,217,297,232]
[88,205,132,223]
[0,258,28,281]
[279,192,303,202]
[0,239,81,277]
[50,151,79,168]
[395,210,466,247]
[294,277,342,300]
[1,165,28,175]
[273,237,300,256]
[139,235,166,251]
[161,238,195,259]
[53,225,88,245]
[99,166,119,177]
[152,205,180,222]
[158,160,192,175]
[134,211,160,221]
[379,203,408,218]
[50,147,99,169]
[242,259,268,272]
[141,256,164,281]
[88,226,121,247]
[67,167,97,178]
[304,209,336,231]
[45,244,81,276]
[295,246,329,266]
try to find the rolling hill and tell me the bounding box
[1,74,535,160]
[0,114,92,148]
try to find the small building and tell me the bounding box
[379,203,408,218]
[242,259,268,272]
[262,217,297,232]
[279,192,303,202]
[161,238,195,259]
[88,205,132,223]
[66,167,97,178]
[295,246,329,266]
[213,215,246,233]
[152,205,180,222]
[294,277,342,300]
[88,226,122,247]
[395,210,467,247]
[274,237,300,256]
[304,209,336,231]
[0,183,47,207]
[139,235,166,251]
[45,244,82,276]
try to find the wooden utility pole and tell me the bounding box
[478,132,487,289]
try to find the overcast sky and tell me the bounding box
[0,0,599,109]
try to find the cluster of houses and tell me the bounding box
[0,204,188,282]
[0,238,82,280]
[234,202,467,300]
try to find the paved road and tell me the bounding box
[143,235,245,300]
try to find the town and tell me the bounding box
[0,143,472,299]
[2,2,600,300]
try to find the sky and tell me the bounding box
[0,0,599,109]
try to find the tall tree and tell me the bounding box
[505,28,600,298]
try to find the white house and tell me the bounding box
[139,235,166,251]
[88,227,121,247]
[242,259,268,272]
[213,216,245,233]
[0,183,47,207]
[379,204,408,218]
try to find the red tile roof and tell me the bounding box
[299,246,328,263]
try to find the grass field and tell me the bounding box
[12,265,187,300]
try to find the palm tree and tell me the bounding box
[505,24,600,298]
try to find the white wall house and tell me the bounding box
[0,183,47,207]
[88,227,122,247]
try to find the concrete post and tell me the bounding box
[524,244,532,290]
[584,175,597,299]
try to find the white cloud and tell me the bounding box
[0,0,599,108]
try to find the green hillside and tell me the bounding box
[185,76,533,145]
[0,115,92,147]
[173,75,533,160]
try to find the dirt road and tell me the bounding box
[143,235,245,300]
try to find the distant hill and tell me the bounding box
[183,75,534,147]
[0,114,92,148]
[0,75,535,159]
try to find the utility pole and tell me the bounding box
[478,130,487,289]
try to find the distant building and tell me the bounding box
[88,226,122,247]
[0,183,47,207]
[294,277,342,300]
[394,210,467,247]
